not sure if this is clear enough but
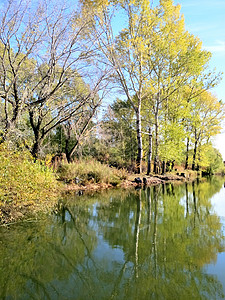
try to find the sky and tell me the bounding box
[173,0,225,159]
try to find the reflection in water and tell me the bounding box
[0,177,225,299]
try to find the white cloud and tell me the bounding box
[204,41,225,53]
[178,0,225,8]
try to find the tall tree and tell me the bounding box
[142,0,220,173]
[82,0,156,172]
[28,70,106,158]
[0,0,99,144]
[82,0,221,173]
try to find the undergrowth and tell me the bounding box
[0,145,59,224]
[57,159,128,186]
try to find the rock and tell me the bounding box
[76,190,83,196]
[75,177,80,184]
[135,177,142,184]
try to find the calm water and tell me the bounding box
[1,177,225,300]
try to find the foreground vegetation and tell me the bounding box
[0,146,59,224]
[0,146,129,224]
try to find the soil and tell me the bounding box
[63,172,193,193]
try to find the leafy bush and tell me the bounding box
[0,145,58,205]
[57,159,128,186]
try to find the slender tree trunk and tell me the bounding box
[130,129,134,166]
[64,123,72,163]
[0,98,20,144]
[154,98,159,174]
[29,111,42,159]
[192,140,198,171]
[31,135,41,159]
[162,161,166,174]
[65,138,71,163]
[135,104,143,174]
[185,137,189,169]
[147,127,152,175]
[0,98,9,143]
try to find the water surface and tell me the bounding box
[1,177,225,299]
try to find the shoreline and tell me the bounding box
[0,172,198,226]
[62,172,194,193]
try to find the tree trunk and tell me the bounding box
[154,157,158,174]
[185,137,189,169]
[31,136,41,159]
[147,127,152,175]
[154,97,160,174]
[29,111,42,159]
[135,104,143,174]
[162,161,166,174]
[65,137,71,163]
[192,140,198,171]
[0,105,20,144]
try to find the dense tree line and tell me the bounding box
[0,0,224,173]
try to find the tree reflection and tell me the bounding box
[0,178,224,299]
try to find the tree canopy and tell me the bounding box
[0,0,224,172]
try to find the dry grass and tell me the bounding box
[57,159,128,186]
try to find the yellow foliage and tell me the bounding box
[0,145,58,205]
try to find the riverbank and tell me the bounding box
[62,171,197,193]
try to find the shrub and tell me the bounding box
[0,145,58,205]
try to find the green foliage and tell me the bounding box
[0,145,58,205]
[100,99,137,169]
[205,146,225,174]
[159,121,186,163]
[57,159,128,185]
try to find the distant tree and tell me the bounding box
[187,92,225,170]
[101,99,137,168]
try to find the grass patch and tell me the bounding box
[57,159,128,186]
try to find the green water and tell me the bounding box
[1,177,225,300]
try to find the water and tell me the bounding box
[1,177,225,300]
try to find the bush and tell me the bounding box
[0,145,58,205]
[57,159,128,186]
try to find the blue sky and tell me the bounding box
[174,0,225,158]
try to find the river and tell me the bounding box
[0,176,225,299]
